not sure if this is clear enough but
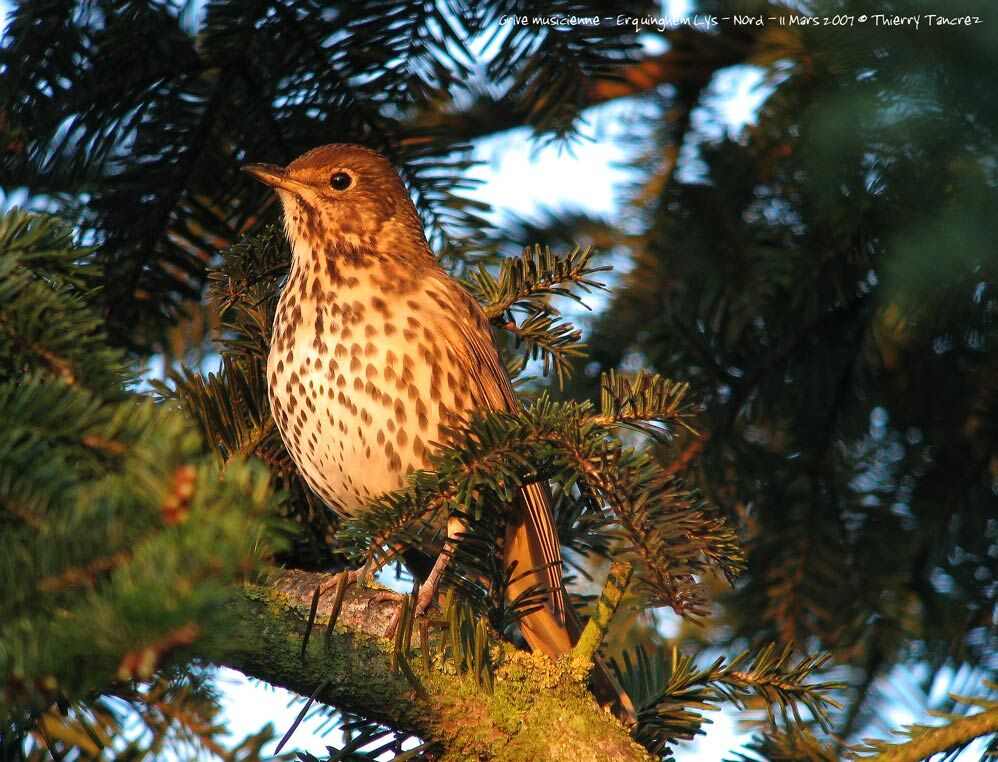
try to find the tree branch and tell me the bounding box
[407,26,757,147]
[221,570,652,761]
[852,707,998,762]
[572,561,632,674]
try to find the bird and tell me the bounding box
[243,144,634,721]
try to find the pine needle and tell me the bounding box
[274,679,330,754]
[299,585,321,662]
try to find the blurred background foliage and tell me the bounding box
[2,0,995,759]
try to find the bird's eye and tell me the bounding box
[330,172,353,191]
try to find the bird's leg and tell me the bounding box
[328,545,412,604]
[414,517,463,615]
[382,517,466,639]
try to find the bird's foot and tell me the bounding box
[372,580,439,640]
[366,589,406,639]
[414,582,436,617]
[321,568,361,597]
[371,538,455,640]
[368,589,405,607]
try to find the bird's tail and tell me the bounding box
[505,483,637,725]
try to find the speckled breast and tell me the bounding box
[267,254,472,518]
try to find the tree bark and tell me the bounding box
[220,570,652,762]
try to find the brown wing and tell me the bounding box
[425,274,636,718]
[426,275,568,629]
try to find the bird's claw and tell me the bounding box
[414,586,435,618]
[375,585,438,640]
[368,590,404,607]
[321,568,360,597]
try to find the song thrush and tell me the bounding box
[243,144,633,720]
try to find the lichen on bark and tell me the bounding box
[218,569,651,761]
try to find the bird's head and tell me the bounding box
[243,144,431,263]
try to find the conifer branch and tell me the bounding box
[572,561,632,674]
[468,245,609,320]
[728,730,841,762]
[613,644,844,757]
[340,395,744,623]
[411,26,758,145]
[501,310,588,386]
[465,245,608,384]
[596,370,697,442]
[849,685,998,761]
[1,209,287,759]
[0,209,126,393]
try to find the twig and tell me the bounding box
[572,561,633,673]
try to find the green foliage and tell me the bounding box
[725,730,840,762]
[166,226,344,567]
[478,2,645,140]
[296,721,437,762]
[464,244,611,384]
[4,0,995,758]
[1,0,592,347]
[0,211,126,392]
[614,643,843,759]
[598,369,696,443]
[0,668,280,761]
[0,208,286,759]
[338,383,743,623]
[574,0,998,753]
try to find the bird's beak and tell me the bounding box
[242,163,305,193]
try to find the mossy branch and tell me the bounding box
[572,561,633,675]
[222,569,652,762]
[849,697,998,761]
